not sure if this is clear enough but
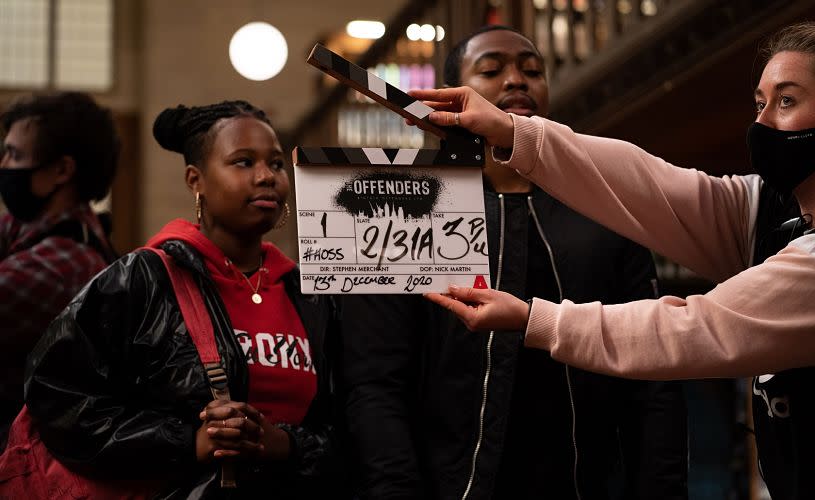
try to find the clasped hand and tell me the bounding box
[195,400,265,462]
[195,399,292,462]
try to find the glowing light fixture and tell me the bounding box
[419,24,436,42]
[617,0,633,15]
[641,0,658,16]
[406,23,421,41]
[552,15,568,37]
[346,20,385,39]
[407,23,443,42]
[229,22,288,81]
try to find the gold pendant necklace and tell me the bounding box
[233,255,266,305]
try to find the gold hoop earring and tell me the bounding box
[274,202,290,229]
[195,192,202,224]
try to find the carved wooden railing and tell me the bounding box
[539,0,814,130]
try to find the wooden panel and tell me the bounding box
[110,111,141,253]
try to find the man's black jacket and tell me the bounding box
[339,186,688,500]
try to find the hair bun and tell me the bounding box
[152,105,190,153]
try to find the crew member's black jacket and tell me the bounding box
[340,186,688,500]
[750,186,814,500]
[24,240,342,499]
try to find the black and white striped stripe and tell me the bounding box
[295,145,484,167]
[308,44,445,138]
[300,44,485,168]
[294,146,468,166]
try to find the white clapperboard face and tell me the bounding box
[293,45,490,294]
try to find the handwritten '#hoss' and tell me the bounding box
[301,246,344,262]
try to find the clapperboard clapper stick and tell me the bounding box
[293,44,492,294]
[294,44,485,168]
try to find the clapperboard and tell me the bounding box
[294,44,490,294]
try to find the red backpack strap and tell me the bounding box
[142,247,237,488]
[143,248,229,397]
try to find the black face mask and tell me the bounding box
[747,122,815,195]
[0,164,55,222]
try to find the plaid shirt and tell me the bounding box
[0,204,113,425]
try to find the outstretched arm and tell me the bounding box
[424,285,529,333]
[429,240,815,380]
[410,86,759,284]
[408,87,515,147]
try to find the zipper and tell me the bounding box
[460,194,506,500]
[527,196,582,500]
[526,197,563,302]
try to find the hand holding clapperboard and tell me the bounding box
[293,45,491,294]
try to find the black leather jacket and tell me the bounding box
[340,186,687,500]
[25,240,341,499]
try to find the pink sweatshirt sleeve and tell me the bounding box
[499,115,815,379]
[525,239,815,379]
[498,115,761,283]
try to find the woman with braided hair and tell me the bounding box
[20,100,343,498]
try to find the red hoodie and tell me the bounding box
[147,219,317,424]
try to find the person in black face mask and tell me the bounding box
[0,92,118,447]
[411,21,815,500]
